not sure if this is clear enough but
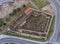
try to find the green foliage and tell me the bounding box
[47,16,55,40]
[17,8,21,12]
[23,5,26,7]
[32,0,50,9]
[13,9,17,13]
[0,19,4,27]
[9,8,21,16]
[5,32,46,42]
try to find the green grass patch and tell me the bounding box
[32,0,50,9]
[0,30,2,33]
[4,32,46,42]
[28,4,36,9]
[47,16,55,40]
[0,19,5,27]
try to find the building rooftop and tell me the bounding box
[24,8,33,16]
[0,0,14,5]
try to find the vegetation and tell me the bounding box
[0,19,5,27]
[23,5,26,7]
[9,8,21,16]
[32,0,50,9]
[5,17,11,22]
[47,16,55,40]
[5,6,27,28]
[4,32,46,42]
[13,9,17,14]
[0,29,3,34]
[28,4,36,9]
[17,8,21,12]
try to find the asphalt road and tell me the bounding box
[48,0,60,42]
[0,37,40,44]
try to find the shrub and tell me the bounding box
[17,8,21,12]
[0,19,4,27]
[23,5,26,7]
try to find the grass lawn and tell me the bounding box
[0,29,3,34]
[32,0,50,9]
[28,3,36,9]
[47,16,55,40]
[4,32,46,42]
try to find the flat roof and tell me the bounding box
[0,0,14,5]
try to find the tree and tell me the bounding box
[23,5,26,7]
[17,8,21,12]
[13,9,17,13]
[9,8,21,16]
[9,11,15,16]
[4,23,6,25]
[9,13,12,16]
[0,19,4,27]
[6,17,10,21]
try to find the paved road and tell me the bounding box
[0,0,13,5]
[48,0,60,41]
[46,0,60,44]
[0,37,40,44]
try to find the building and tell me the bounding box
[24,8,33,16]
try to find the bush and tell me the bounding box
[13,9,17,13]
[4,23,6,25]
[23,5,26,7]
[0,19,4,27]
[9,8,21,16]
[17,8,21,12]
[9,12,15,16]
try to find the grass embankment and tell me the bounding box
[47,16,55,40]
[4,32,46,42]
[32,0,50,9]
